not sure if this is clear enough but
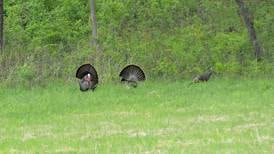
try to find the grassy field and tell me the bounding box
[0,79,273,153]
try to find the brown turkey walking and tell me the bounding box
[119,64,146,88]
[188,68,214,87]
[192,68,214,83]
[76,64,98,91]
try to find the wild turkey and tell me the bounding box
[192,68,214,83]
[119,64,146,88]
[76,64,98,91]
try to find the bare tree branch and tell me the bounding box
[90,0,97,47]
[235,0,262,61]
[0,0,4,51]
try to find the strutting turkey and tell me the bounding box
[119,64,146,88]
[76,64,98,91]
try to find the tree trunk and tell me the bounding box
[235,0,262,61]
[90,0,97,47]
[0,0,3,51]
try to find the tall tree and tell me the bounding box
[90,0,97,48]
[235,0,262,61]
[0,0,3,51]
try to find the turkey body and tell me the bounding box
[119,64,146,87]
[79,80,97,91]
[193,68,213,83]
[79,78,91,91]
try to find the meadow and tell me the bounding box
[0,79,273,153]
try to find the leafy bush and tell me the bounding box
[2,0,273,85]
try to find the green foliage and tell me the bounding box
[5,0,89,52]
[16,63,35,81]
[2,0,274,84]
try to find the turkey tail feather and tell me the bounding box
[119,64,145,88]
[119,64,146,82]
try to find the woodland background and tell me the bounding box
[0,0,273,86]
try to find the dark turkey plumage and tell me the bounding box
[76,64,98,91]
[119,65,146,87]
[193,68,213,83]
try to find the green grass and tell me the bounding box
[0,79,273,153]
